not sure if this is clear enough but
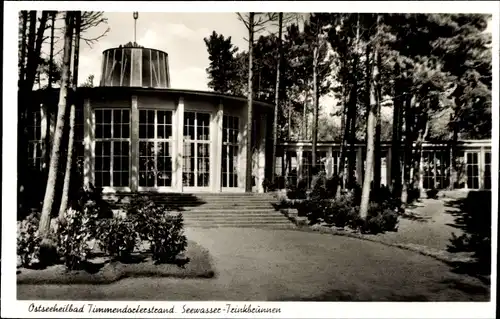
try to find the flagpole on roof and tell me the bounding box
[133,12,139,45]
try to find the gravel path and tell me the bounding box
[18,227,489,301]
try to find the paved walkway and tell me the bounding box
[375,198,463,252]
[18,227,489,301]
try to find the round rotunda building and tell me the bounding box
[78,44,273,193]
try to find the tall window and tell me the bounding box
[27,109,43,170]
[484,151,491,190]
[435,151,449,189]
[222,115,239,188]
[422,151,435,189]
[138,110,173,187]
[466,152,479,189]
[302,151,327,188]
[94,109,130,188]
[183,112,210,187]
[285,151,298,187]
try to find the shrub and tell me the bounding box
[323,194,361,228]
[360,203,399,234]
[426,188,439,199]
[97,217,138,259]
[310,172,328,200]
[56,207,99,270]
[127,200,188,263]
[71,184,113,221]
[149,214,188,263]
[17,212,42,267]
[325,175,340,198]
[285,178,308,200]
[262,178,278,192]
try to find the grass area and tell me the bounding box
[17,240,215,285]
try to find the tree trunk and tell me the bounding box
[39,12,74,239]
[24,11,48,92]
[48,12,56,88]
[391,66,403,196]
[336,73,350,198]
[401,93,414,205]
[373,51,382,193]
[311,40,319,169]
[302,91,308,139]
[19,11,28,87]
[287,102,292,140]
[359,44,377,219]
[416,113,429,198]
[245,13,255,192]
[24,11,37,90]
[44,11,57,172]
[59,11,81,221]
[449,112,459,189]
[347,14,361,187]
[271,12,283,183]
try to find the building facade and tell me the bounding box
[276,140,492,191]
[26,45,274,194]
[25,45,492,194]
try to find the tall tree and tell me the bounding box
[237,12,277,192]
[82,74,95,87]
[39,12,74,239]
[18,11,28,88]
[271,12,283,183]
[359,15,381,218]
[47,11,57,88]
[204,31,240,94]
[59,11,81,220]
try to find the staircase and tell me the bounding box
[103,193,296,229]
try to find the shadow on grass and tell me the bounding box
[399,211,432,223]
[440,278,490,297]
[444,190,491,279]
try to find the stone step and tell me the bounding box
[184,218,293,226]
[181,204,275,210]
[180,211,281,216]
[185,224,297,229]
[181,216,288,222]
[177,208,279,214]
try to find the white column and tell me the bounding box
[479,146,485,189]
[171,102,177,190]
[176,97,185,192]
[130,96,139,192]
[214,100,223,192]
[83,98,93,188]
[326,147,333,178]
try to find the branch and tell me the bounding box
[236,13,250,30]
[81,26,110,48]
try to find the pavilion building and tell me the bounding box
[25,44,492,194]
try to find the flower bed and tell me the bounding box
[17,187,215,284]
[17,240,215,285]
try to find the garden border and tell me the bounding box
[17,240,216,285]
[280,207,478,265]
